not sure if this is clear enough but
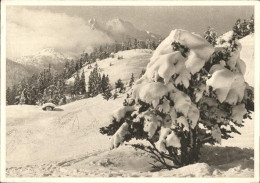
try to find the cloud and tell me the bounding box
[6,7,113,59]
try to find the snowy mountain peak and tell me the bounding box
[14,47,67,72]
[36,47,56,54]
[34,47,65,59]
[106,18,134,30]
[88,18,162,42]
[107,18,125,24]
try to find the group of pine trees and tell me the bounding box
[233,15,254,39]
[204,15,254,46]
[88,64,107,97]
[6,64,66,105]
[87,64,114,100]
[70,70,86,96]
[87,64,137,101]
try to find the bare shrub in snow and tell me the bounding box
[100,29,254,169]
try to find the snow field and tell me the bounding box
[5,32,255,177]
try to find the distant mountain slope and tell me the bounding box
[6,59,38,88]
[89,18,162,42]
[14,48,69,73]
[66,49,153,88]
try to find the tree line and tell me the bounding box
[6,64,67,105]
[6,37,159,105]
[204,15,254,46]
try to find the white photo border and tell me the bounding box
[1,1,259,182]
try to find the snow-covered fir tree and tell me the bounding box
[19,89,26,105]
[113,89,119,100]
[74,72,81,95]
[100,29,254,169]
[88,64,102,97]
[115,79,125,93]
[129,73,135,87]
[102,74,112,100]
[204,27,217,46]
[80,70,86,94]
[232,15,254,39]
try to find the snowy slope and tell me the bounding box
[6,94,125,167]
[6,94,254,177]
[66,49,153,88]
[239,34,254,87]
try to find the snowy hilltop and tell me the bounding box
[66,49,152,89]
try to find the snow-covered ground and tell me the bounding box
[5,34,255,177]
[6,94,254,177]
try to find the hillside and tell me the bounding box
[66,49,153,88]
[6,59,38,88]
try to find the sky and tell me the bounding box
[6,6,254,59]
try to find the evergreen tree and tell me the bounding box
[70,60,75,76]
[80,70,86,94]
[100,29,254,169]
[6,87,11,105]
[151,40,157,50]
[102,75,112,100]
[19,89,26,105]
[204,27,217,46]
[232,15,254,39]
[139,69,146,78]
[88,65,102,97]
[133,38,138,49]
[249,15,254,33]
[88,70,94,96]
[115,79,125,93]
[12,85,18,104]
[113,89,119,100]
[129,73,135,87]
[101,74,107,93]
[75,62,79,72]
[64,60,70,78]
[74,72,81,95]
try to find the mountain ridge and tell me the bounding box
[89,18,162,42]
